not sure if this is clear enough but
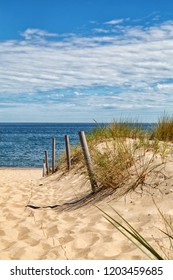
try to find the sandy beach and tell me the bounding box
[0,158,173,260]
[2,0,173,264]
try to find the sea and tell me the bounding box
[0,123,156,168]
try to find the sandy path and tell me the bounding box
[0,168,173,260]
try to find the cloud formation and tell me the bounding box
[104,19,125,25]
[20,28,58,40]
[1,18,173,121]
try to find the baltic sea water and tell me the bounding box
[0,123,156,168]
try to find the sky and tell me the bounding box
[0,0,173,122]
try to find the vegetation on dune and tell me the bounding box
[86,120,169,192]
[57,115,173,260]
[58,117,173,193]
[86,120,143,143]
[151,114,173,141]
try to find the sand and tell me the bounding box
[0,159,173,260]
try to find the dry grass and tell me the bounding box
[87,121,143,143]
[51,118,173,259]
[87,122,166,195]
[152,114,173,141]
[58,120,171,196]
[90,119,173,260]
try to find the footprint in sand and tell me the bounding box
[0,229,5,236]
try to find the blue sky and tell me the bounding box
[0,0,173,122]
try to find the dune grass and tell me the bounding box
[85,120,166,193]
[58,118,170,195]
[152,114,173,141]
[87,120,143,143]
[90,118,173,260]
[57,117,173,259]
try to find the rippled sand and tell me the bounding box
[0,164,173,260]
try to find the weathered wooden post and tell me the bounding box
[44,150,49,175]
[52,137,56,173]
[65,135,71,171]
[43,159,46,177]
[78,131,97,193]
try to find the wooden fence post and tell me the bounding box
[65,135,71,170]
[43,159,46,177]
[44,150,49,175]
[78,131,97,193]
[52,137,56,173]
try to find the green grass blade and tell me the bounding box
[96,205,164,260]
[104,215,153,259]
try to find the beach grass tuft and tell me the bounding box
[58,118,170,195]
[86,120,165,193]
[152,114,173,141]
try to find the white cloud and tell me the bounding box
[1,19,173,121]
[93,28,110,34]
[20,28,58,40]
[157,83,173,91]
[105,19,124,25]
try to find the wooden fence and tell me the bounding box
[42,131,97,193]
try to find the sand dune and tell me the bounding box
[0,161,173,260]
